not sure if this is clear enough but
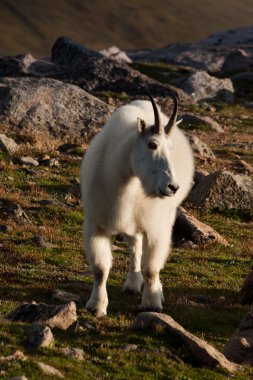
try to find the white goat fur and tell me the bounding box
[81,98,194,316]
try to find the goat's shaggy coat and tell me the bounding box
[81,96,194,316]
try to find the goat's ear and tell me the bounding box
[137,117,146,134]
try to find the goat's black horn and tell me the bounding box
[145,89,162,134]
[165,93,178,135]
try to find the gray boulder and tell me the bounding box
[186,171,253,210]
[128,27,253,72]
[127,44,226,72]
[177,71,234,103]
[198,27,253,49]
[221,49,253,74]
[131,312,239,372]
[0,77,113,144]
[51,36,102,65]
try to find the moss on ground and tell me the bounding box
[0,149,252,379]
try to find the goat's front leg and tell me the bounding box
[123,234,144,295]
[141,231,171,312]
[84,223,112,317]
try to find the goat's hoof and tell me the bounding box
[123,287,142,297]
[86,307,106,318]
[139,306,163,313]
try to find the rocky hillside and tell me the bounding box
[0,27,252,379]
[1,0,253,56]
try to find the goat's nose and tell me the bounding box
[168,183,179,194]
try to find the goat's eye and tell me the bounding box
[148,142,157,150]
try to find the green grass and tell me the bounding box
[0,156,252,379]
[1,93,253,379]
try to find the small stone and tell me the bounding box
[32,235,56,249]
[7,301,77,330]
[19,156,39,167]
[0,134,18,154]
[178,240,199,249]
[0,350,26,362]
[75,320,95,331]
[52,289,81,303]
[186,134,215,159]
[28,323,54,347]
[123,344,138,352]
[60,347,85,360]
[37,362,64,378]
[0,199,31,224]
[39,154,50,161]
[100,46,132,63]
[42,158,60,167]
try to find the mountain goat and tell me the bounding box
[81,91,194,317]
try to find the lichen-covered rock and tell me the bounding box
[177,71,234,103]
[186,171,253,210]
[7,301,77,330]
[0,77,113,145]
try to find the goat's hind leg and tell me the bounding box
[84,223,112,317]
[123,234,144,296]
